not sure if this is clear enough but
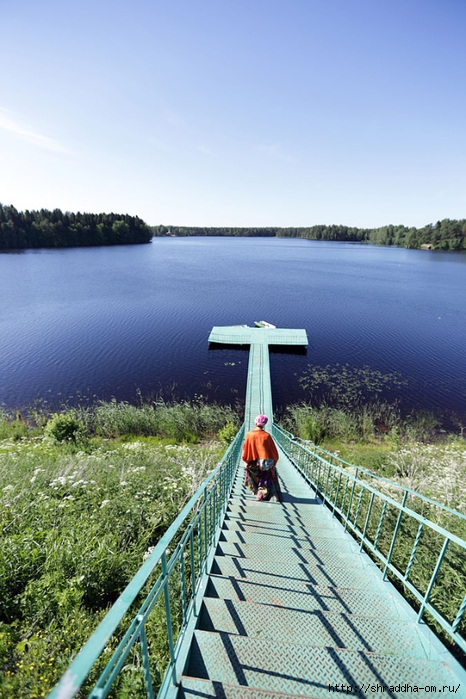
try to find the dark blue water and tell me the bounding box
[1,238,465,420]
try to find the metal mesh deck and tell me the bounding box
[177,451,464,697]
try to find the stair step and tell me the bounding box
[226,502,331,520]
[205,576,409,620]
[225,510,338,533]
[199,598,432,659]
[222,521,348,542]
[210,556,383,591]
[223,514,341,537]
[225,512,333,532]
[215,542,364,568]
[179,675,318,698]
[186,630,457,697]
[237,486,322,501]
[219,529,349,549]
[231,497,328,512]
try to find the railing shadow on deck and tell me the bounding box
[273,423,466,661]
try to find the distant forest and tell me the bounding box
[0,204,152,249]
[2,204,464,251]
[152,219,466,251]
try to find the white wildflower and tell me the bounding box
[143,546,156,561]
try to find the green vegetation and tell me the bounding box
[3,204,464,251]
[153,218,466,251]
[1,386,465,695]
[0,399,239,698]
[282,363,466,513]
[0,204,152,249]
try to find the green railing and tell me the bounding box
[273,424,466,654]
[48,425,244,699]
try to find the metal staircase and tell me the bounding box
[177,441,465,697]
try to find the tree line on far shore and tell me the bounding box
[152,219,466,251]
[2,203,464,251]
[0,204,152,249]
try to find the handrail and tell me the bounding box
[273,423,466,654]
[48,424,245,699]
[282,426,466,519]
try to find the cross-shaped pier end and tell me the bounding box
[208,325,308,431]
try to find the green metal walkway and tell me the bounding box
[208,325,308,430]
[49,325,466,699]
[178,449,464,697]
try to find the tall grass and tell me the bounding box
[92,398,238,442]
[282,401,402,444]
[0,398,240,697]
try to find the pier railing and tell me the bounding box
[273,423,466,654]
[48,425,244,699]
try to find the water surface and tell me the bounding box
[0,238,465,421]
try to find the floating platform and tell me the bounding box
[209,325,308,430]
[208,325,308,347]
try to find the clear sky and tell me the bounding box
[1,0,465,228]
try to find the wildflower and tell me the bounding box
[143,546,155,560]
[120,481,128,486]
[100,500,110,508]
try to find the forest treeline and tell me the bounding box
[2,203,464,251]
[0,204,152,249]
[152,219,466,251]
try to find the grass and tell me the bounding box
[0,399,239,698]
[1,387,465,695]
[281,402,466,513]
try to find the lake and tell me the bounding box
[1,237,465,423]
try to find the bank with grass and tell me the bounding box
[0,399,239,697]
[0,397,465,696]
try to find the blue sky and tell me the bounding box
[1,0,465,227]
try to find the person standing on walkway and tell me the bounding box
[242,414,283,502]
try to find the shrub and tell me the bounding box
[218,422,239,445]
[44,412,87,444]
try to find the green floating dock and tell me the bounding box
[209,325,308,430]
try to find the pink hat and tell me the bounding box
[254,414,268,427]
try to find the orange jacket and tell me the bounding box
[242,428,279,464]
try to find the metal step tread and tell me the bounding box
[225,511,337,532]
[215,542,364,568]
[219,529,350,548]
[205,576,409,620]
[199,597,434,660]
[225,507,337,527]
[210,556,383,592]
[231,485,320,502]
[187,630,458,697]
[178,676,319,699]
[223,518,346,539]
